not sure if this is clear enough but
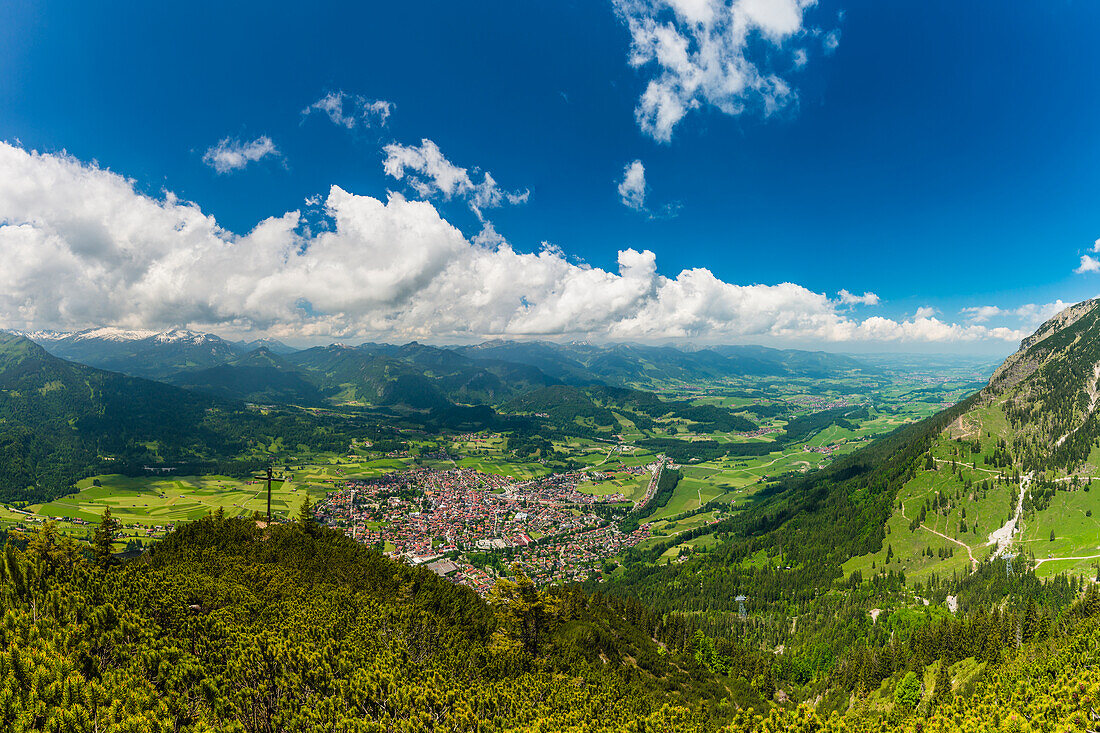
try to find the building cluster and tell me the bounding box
[510,523,651,585]
[315,466,648,593]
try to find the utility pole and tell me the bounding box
[253,466,274,521]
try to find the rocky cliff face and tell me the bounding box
[971,298,1100,471]
[986,298,1098,395]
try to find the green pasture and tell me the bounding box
[577,471,649,501]
[454,454,551,480]
[1020,488,1100,576]
[29,474,333,525]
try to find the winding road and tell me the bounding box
[1034,553,1100,567]
[900,503,978,571]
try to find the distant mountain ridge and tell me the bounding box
[453,340,867,384]
[166,347,327,406]
[37,328,243,380]
[18,327,872,410]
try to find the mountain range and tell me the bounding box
[15,328,869,409]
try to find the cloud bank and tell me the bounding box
[960,301,1068,325]
[837,289,880,307]
[613,0,834,141]
[0,142,1028,345]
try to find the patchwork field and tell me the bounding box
[31,474,326,525]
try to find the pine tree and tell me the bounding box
[931,658,952,708]
[92,507,119,568]
[298,496,315,530]
[489,566,548,656]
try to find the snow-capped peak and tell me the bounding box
[9,329,70,342]
[71,327,159,342]
[154,329,219,344]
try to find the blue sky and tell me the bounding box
[2,0,1099,353]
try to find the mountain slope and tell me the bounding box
[166,347,327,405]
[39,327,242,379]
[0,333,387,502]
[0,332,236,501]
[456,340,867,387]
[978,297,1100,470]
[237,337,297,355]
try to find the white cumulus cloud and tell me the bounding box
[202,136,279,174]
[613,0,834,142]
[618,160,647,211]
[837,289,879,307]
[961,301,1069,325]
[382,139,529,221]
[302,91,393,129]
[913,306,937,319]
[1076,255,1100,274]
[0,142,1026,346]
[959,305,1005,323]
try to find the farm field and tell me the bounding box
[454,454,552,480]
[30,474,327,525]
[22,452,426,530]
[577,472,651,501]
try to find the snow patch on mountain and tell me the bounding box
[70,327,160,342]
[9,329,70,342]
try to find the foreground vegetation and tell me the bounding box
[2,510,1100,732]
[0,514,732,731]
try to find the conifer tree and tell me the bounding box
[298,496,315,531]
[92,507,119,568]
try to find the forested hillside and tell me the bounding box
[501,384,757,438]
[455,341,867,386]
[0,333,382,503]
[3,506,1100,732]
[0,514,743,731]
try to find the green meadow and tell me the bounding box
[31,474,327,525]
